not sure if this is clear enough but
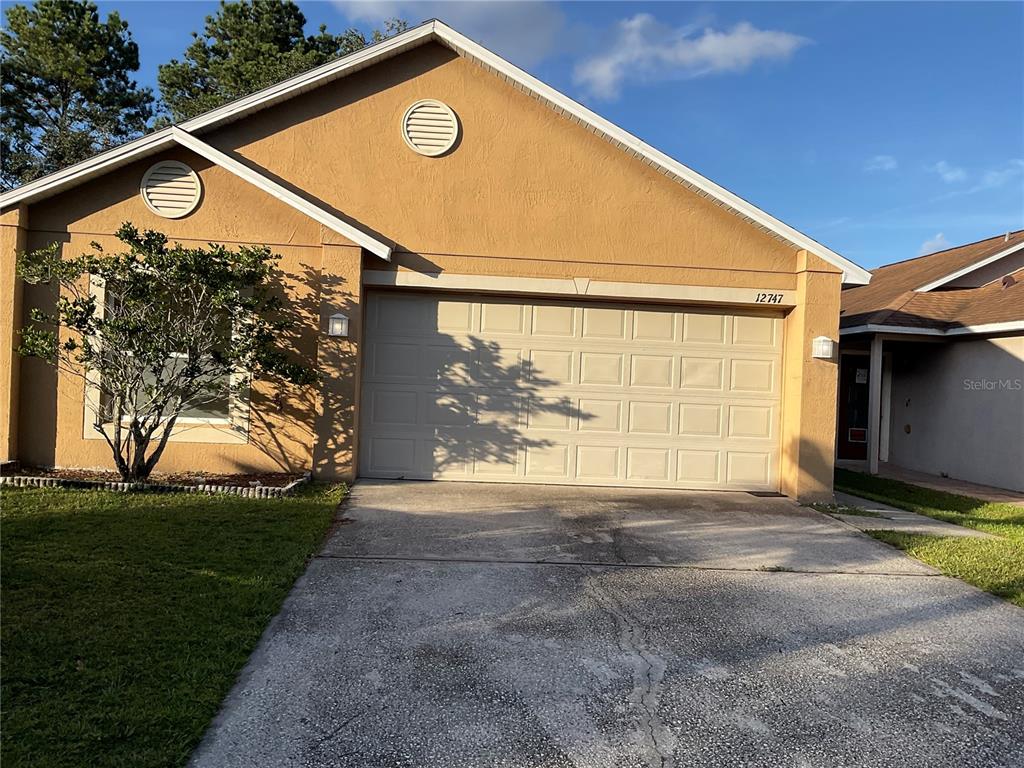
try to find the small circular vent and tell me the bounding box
[140,161,202,218]
[402,99,459,157]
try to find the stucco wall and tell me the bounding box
[2,41,844,497]
[210,43,799,290]
[887,336,1024,492]
[15,149,332,475]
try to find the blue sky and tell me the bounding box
[89,1,1023,269]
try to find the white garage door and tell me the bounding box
[359,291,783,490]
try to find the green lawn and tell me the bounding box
[835,468,1024,607]
[1,484,342,768]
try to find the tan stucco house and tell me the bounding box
[0,20,872,502]
[838,231,1024,492]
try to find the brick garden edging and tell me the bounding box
[0,472,312,498]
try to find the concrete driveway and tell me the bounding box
[191,481,1024,768]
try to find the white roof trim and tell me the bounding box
[840,321,1024,337]
[0,128,177,209]
[169,129,391,259]
[0,19,862,281]
[914,241,1024,292]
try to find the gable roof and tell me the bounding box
[0,19,868,284]
[840,230,1024,335]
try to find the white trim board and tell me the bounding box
[840,321,1024,337]
[915,241,1024,292]
[0,20,868,284]
[363,269,797,308]
[169,129,391,259]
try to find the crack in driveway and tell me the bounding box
[585,567,677,768]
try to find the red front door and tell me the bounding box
[837,354,870,460]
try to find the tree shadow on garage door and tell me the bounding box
[424,334,596,476]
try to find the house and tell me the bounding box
[0,20,872,502]
[838,231,1024,492]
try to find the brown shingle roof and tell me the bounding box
[841,231,1024,331]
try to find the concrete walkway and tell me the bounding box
[837,461,1024,507]
[833,492,998,539]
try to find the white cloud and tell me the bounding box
[928,160,966,184]
[918,232,951,256]
[864,155,897,172]
[572,15,810,100]
[973,158,1024,192]
[331,1,566,67]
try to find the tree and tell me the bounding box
[158,1,407,122]
[17,224,316,482]
[1,0,154,190]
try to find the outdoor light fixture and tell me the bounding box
[328,313,349,338]
[811,336,835,360]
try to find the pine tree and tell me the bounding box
[158,1,406,123]
[1,0,154,189]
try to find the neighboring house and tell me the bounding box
[838,231,1024,492]
[0,20,872,502]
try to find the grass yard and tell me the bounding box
[1,484,343,768]
[835,468,1024,607]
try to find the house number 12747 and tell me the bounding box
[754,292,784,304]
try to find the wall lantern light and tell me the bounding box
[328,313,349,338]
[811,336,835,360]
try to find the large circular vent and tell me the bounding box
[402,99,459,157]
[140,161,202,218]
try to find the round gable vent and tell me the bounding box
[140,161,202,218]
[402,99,459,157]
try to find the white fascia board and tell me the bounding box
[840,325,944,337]
[914,242,1024,292]
[430,21,871,286]
[946,320,1024,336]
[0,129,176,209]
[179,22,437,133]
[170,128,391,259]
[840,321,1024,337]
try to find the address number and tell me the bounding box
[754,292,784,304]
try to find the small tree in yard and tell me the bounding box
[18,223,316,482]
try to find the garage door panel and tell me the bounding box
[729,359,777,394]
[634,310,675,341]
[422,345,473,385]
[527,350,573,385]
[677,449,721,485]
[525,444,571,478]
[626,447,672,481]
[732,315,778,347]
[726,451,772,487]
[679,403,722,437]
[371,390,419,426]
[481,302,525,335]
[578,399,622,433]
[628,401,673,435]
[680,357,725,390]
[682,312,728,344]
[435,299,474,333]
[629,355,674,388]
[576,445,621,480]
[532,304,576,337]
[370,342,420,380]
[580,352,624,386]
[582,306,627,339]
[361,292,782,490]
